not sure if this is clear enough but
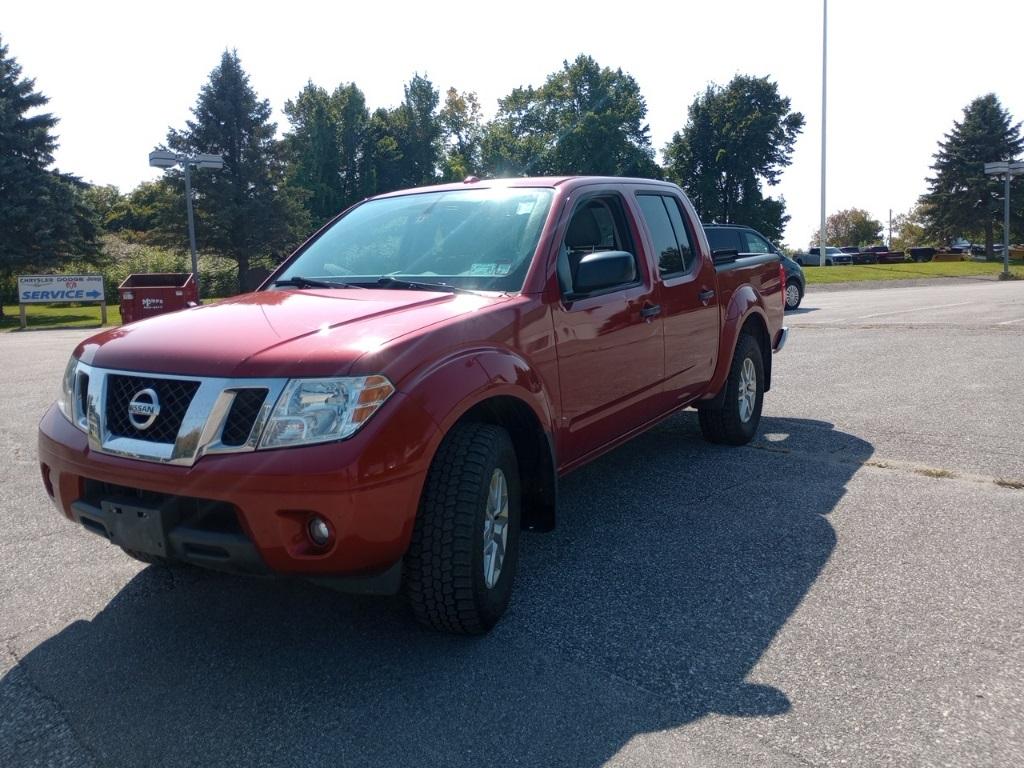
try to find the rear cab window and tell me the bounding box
[635,193,697,279]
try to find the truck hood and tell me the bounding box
[76,288,509,378]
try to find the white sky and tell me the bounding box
[4,0,1022,248]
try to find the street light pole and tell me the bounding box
[148,150,224,299]
[984,160,1024,279]
[819,0,828,267]
[182,160,200,296]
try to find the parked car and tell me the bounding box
[908,247,936,262]
[861,245,907,264]
[797,247,852,266]
[38,176,788,634]
[840,246,878,265]
[704,223,805,310]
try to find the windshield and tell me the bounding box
[275,187,555,292]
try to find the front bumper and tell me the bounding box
[38,391,441,585]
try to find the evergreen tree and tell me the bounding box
[664,75,804,242]
[164,50,309,293]
[920,94,1023,255]
[481,55,659,179]
[0,36,100,313]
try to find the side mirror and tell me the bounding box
[573,251,636,294]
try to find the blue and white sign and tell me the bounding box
[18,274,105,304]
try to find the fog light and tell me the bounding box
[308,516,331,547]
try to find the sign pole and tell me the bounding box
[101,298,108,326]
[19,304,26,330]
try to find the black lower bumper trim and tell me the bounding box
[70,499,269,575]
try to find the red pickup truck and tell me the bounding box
[38,176,787,633]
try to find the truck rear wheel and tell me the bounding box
[698,333,764,446]
[404,423,521,634]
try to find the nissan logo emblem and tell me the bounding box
[127,388,161,430]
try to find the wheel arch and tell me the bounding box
[406,349,559,533]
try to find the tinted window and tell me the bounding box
[637,195,684,276]
[741,231,773,254]
[663,197,696,271]
[705,227,741,252]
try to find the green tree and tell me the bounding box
[891,204,928,252]
[283,81,371,225]
[0,36,101,313]
[810,208,884,248]
[439,88,484,181]
[364,74,442,194]
[164,50,310,292]
[920,94,1023,255]
[664,75,804,242]
[104,180,180,235]
[481,55,660,178]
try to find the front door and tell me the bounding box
[552,193,665,465]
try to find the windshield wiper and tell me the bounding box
[358,276,476,294]
[273,276,362,289]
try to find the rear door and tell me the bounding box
[551,191,665,464]
[634,193,720,404]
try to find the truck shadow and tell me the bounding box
[2,415,870,767]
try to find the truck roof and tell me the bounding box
[369,175,681,200]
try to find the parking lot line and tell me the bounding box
[856,300,972,320]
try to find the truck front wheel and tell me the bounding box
[404,422,521,634]
[698,333,764,446]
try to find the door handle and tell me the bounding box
[640,303,662,320]
[699,289,716,305]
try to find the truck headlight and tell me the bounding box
[57,356,78,424]
[258,376,395,449]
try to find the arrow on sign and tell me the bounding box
[85,290,101,298]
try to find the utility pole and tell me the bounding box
[819,0,828,267]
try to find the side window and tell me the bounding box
[559,196,638,295]
[741,231,773,254]
[662,197,696,271]
[705,227,741,252]
[637,194,687,277]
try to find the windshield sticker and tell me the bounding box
[468,263,512,276]
[516,201,535,216]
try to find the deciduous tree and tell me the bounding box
[481,55,660,179]
[664,75,804,242]
[809,208,884,248]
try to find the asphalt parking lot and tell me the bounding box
[1,279,1022,767]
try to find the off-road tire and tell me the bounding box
[404,423,521,634]
[698,333,764,446]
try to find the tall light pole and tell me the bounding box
[984,160,1024,279]
[149,150,224,296]
[818,0,828,267]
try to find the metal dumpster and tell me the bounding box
[118,273,199,324]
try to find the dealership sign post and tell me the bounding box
[17,274,107,330]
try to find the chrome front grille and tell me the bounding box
[71,363,286,466]
[105,374,200,443]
